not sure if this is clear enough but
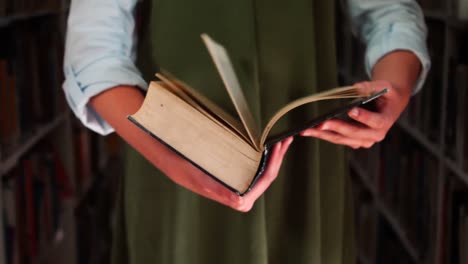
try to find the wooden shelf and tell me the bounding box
[396,119,440,158]
[341,70,468,187]
[338,2,468,263]
[73,173,96,209]
[374,199,420,262]
[37,199,77,264]
[444,158,468,186]
[0,112,68,177]
[350,158,421,263]
[0,7,68,27]
[397,119,468,187]
[72,156,118,209]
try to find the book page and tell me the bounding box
[201,34,261,151]
[130,83,263,193]
[259,85,368,145]
[156,73,252,145]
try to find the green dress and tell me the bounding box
[112,0,355,263]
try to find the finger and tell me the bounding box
[279,137,294,157]
[200,174,251,211]
[348,107,389,130]
[245,142,283,200]
[319,119,384,142]
[300,128,374,148]
[196,175,241,209]
[238,138,294,211]
[260,142,284,185]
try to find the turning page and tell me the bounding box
[201,34,261,150]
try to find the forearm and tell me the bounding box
[89,86,175,173]
[371,50,422,99]
[88,86,293,212]
[302,50,423,148]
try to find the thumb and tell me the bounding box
[279,137,294,157]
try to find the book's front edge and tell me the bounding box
[239,146,271,196]
[127,115,254,196]
[264,89,388,148]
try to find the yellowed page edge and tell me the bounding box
[201,34,261,151]
[150,80,253,146]
[156,73,253,145]
[131,84,262,193]
[260,86,364,145]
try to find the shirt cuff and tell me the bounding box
[63,56,148,135]
[365,22,431,95]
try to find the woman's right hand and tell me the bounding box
[90,85,293,212]
[159,135,293,212]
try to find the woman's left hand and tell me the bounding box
[300,80,410,149]
[300,50,421,149]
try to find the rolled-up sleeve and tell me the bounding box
[63,0,147,135]
[348,0,431,94]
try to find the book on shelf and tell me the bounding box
[376,217,414,264]
[455,64,468,171]
[1,144,72,264]
[378,127,437,250]
[75,156,122,264]
[0,18,65,159]
[460,206,468,264]
[351,173,377,263]
[449,187,468,264]
[129,34,388,195]
[73,127,92,194]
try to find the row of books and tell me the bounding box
[73,126,123,197]
[75,157,122,264]
[448,185,468,264]
[445,30,468,168]
[351,177,376,263]
[353,126,438,256]
[0,17,66,159]
[375,217,414,264]
[378,127,437,252]
[0,0,65,17]
[1,143,73,264]
[351,174,421,264]
[352,168,468,264]
[445,63,468,165]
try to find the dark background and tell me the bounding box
[0,0,467,263]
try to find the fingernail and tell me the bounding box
[320,123,329,130]
[350,108,359,117]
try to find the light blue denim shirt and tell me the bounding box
[63,0,431,135]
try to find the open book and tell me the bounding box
[128,34,387,195]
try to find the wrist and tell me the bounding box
[371,50,421,98]
[89,86,163,164]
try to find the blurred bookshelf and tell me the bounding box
[336,0,468,263]
[0,0,122,263]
